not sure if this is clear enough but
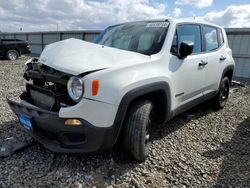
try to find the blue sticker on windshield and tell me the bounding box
[146,22,169,28]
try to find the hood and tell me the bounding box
[38,38,150,75]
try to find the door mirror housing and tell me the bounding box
[179,41,194,59]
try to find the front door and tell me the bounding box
[169,24,207,109]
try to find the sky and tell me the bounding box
[0,0,250,32]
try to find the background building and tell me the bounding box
[226,28,250,82]
[0,28,250,82]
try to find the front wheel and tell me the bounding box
[123,100,153,162]
[6,50,19,60]
[211,77,230,109]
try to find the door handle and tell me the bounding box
[199,60,208,67]
[220,56,227,61]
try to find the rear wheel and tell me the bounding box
[6,50,19,60]
[123,100,153,162]
[211,77,230,109]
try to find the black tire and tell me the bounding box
[211,77,230,110]
[6,50,19,60]
[123,100,153,162]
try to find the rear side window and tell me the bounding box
[177,24,202,54]
[203,26,219,51]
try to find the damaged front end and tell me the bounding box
[21,58,75,112]
[7,58,114,153]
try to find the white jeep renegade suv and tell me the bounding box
[7,19,235,161]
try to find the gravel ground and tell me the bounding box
[0,56,249,188]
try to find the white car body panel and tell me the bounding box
[39,38,150,75]
[59,98,118,127]
[168,53,207,109]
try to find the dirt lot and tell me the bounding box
[0,56,249,188]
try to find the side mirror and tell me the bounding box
[179,41,194,59]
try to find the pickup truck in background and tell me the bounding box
[0,38,30,60]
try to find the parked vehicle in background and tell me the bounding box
[7,19,235,162]
[0,38,30,60]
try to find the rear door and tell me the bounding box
[169,24,207,109]
[202,26,226,94]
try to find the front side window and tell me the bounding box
[170,24,202,56]
[204,26,219,51]
[95,21,169,55]
[178,24,202,54]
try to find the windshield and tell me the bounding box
[95,21,169,55]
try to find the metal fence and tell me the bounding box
[226,28,250,81]
[0,28,250,81]
[0,30,101,56]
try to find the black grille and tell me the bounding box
[29,87,55,110]
[26,84,71,111]
[23,62,76,112]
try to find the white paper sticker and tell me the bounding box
[146,22,169,28]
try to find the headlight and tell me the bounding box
[67,77,84,102]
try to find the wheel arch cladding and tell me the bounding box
[222,65,234,83]
[112,81,171,145]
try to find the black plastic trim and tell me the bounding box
[7,97,57,117]
[172,91,217,117]
[111,81,171,145]
[7,97,114,153]
[222,65,235,83]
